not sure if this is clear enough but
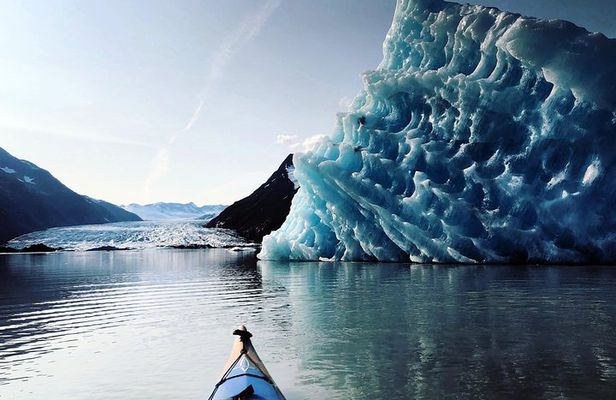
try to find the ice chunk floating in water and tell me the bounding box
[260,0,616,263]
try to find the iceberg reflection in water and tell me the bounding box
[1,249,616,399]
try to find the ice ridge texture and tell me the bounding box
[260,0,616,263]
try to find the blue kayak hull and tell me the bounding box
[210,373,285,400]
[208,327,286,400]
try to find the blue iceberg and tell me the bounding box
[259,0,616,263]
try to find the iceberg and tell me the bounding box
[259,0,616,263]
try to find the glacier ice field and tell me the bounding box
[8,221,254,251]
[259,0,616,263]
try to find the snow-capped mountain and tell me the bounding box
[0,147,141,244]
[121,202,226,221]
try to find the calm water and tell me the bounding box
[1,250,616,399]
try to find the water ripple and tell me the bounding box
[2,252,616,399]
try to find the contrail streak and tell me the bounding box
[143,0,283,200]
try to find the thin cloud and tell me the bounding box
[169,99,205,145]
[143,0,282,199]
[143,148,170,200]
[276,134,299,145]
[205,0,282,87]
[0,121,153,148]
[277,133,329,152]
[193,0,283,135]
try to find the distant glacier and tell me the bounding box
[260,0,616,263]
[7,221,255,252]
[121,202,226,221]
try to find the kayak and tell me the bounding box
[208,326,286,400]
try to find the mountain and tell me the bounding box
[206,154,298,242]
[259,0,616,263]
[0,147,141,244]
[121,202,226,221]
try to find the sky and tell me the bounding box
[1,0,614,206]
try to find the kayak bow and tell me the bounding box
[208,326,286,400]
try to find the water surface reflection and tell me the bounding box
[259,261,616,399]
[1,251,616,399]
